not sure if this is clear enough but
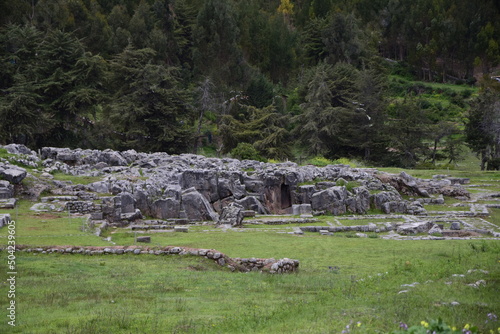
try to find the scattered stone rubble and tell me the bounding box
[5,245,299,274]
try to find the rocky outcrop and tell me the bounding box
[376,171,469,198]
[0,145,469,224]
[311,186,349,215]
[181,187,219,221]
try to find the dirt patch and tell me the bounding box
[442,230,482,237]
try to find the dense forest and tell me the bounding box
[1,0,500,168]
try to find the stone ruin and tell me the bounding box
[7,245,299,274]
[0,144,471,227]
[0,144,481,272]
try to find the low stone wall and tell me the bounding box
[64,201,98,214]
[6,245,299,274]
[300,224,394,233]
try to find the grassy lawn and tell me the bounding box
[0,200,110,247]
[0,239,498,334]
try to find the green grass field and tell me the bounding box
[1,239,499,334]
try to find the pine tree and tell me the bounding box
[192,0,245,86]
[105,46,194,153]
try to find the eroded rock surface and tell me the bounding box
[1,145,471,225]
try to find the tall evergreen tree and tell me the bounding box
[192,0,245,86]
[105,46,193,153]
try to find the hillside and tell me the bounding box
[1,0,500,168]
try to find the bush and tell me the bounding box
[230,143,263,161]
[332,157,357,167]
[306,156,335,167]
[305,156,357,167]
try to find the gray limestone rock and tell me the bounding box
[236,196,268,214]
[0,164,27,184]
[151,198,181,219]
[345,186,370,214]
[0,181,13,199]
[428,224,443,235]
[181,187,219,221]
[397,222,433,235]
[88,181,110,193]
[136,236,151,243]
[180,170,219,202]
[120,192,136,213]
[0,213,11,228]
[218,202,244,226]
[3,144,36,155]
[121,209,142,222]
[311,186,348,215]
[295,185,316,204]
[292,204,312,215]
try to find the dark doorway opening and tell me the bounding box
[280,184,291,209]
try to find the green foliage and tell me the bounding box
[390,318,480,334]
[230,142,262,161]
[465,88,500,170]
[305,156,334,166]
[220,105,292,160]
[0,0,498,169]
[104,46,194,153]
[192,0,245,87]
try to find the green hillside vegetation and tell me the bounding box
[1,0,500,168]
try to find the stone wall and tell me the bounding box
[64,201,98,214]
[8,245,299,274]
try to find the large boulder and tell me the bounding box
[345,186,370,214]
[87,181,110,193]
[151,198,181,219]
[217,175,246,200]
[0,163,27,184]
[311,186,348,215]
[3,144,36,155]
[371,191,402,211]
[181,187,219,221]
[180,170,219,202]
[120,192,136,213]
[100,149,127,166]
[236,196,268,214]
[295,185,316,204]
[397,222,433,235]
[218,202,244,226]
[0,181,13,199]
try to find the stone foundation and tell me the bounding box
[6,245,299,274]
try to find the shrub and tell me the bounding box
[332,157,357,167]
[230,143,263,161]
[306,156,335,167]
